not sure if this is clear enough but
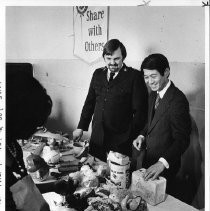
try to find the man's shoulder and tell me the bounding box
[125,65,139,72]
[171,82,186,96]
[92,67,106,75]
[124,65,143,78]
[169,82,189,104]
[95,66,106,72]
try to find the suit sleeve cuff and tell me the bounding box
[159,157,169,169]
[139,135,145,139]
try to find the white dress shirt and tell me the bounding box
[107,69,119,81]
[107,64,126,81]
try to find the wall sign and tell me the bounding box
[73,6,109,64]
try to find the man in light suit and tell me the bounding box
[73,39,148,161]
[133,53,191,196]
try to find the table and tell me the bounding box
[41,155,199,211]
[22,147,199,211]
[43,192,199,211]
[147,195,198,211]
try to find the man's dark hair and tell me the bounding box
[141,53,170,76]
[6,73,52,141]
[102,39,127,60]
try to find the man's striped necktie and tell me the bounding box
[154,93,160,110]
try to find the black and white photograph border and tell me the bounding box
[0,0,209,211]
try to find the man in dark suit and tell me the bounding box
[133,53,191,196]
[73,39,148,161]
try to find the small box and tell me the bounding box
[131,168,166,205]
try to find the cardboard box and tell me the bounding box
[131,168,166,205]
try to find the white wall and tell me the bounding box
[6,6,204,63]
[6,6,205,208]
[6,6,205,132]
[109,7,204,64]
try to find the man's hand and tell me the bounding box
[133,135,145,151]
[73,129,83,142]
[143,161,165,181]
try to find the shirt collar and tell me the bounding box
[157,79,171,99]
[107,63,125,77]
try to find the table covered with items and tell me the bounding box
[21,129,199,211]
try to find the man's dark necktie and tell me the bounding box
[151,93,160,121]
[109,72,115,82]
[154,93,160,110]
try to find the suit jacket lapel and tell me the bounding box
[101,67,108,86]
[148,92,156,126]
[148,82,176,133]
